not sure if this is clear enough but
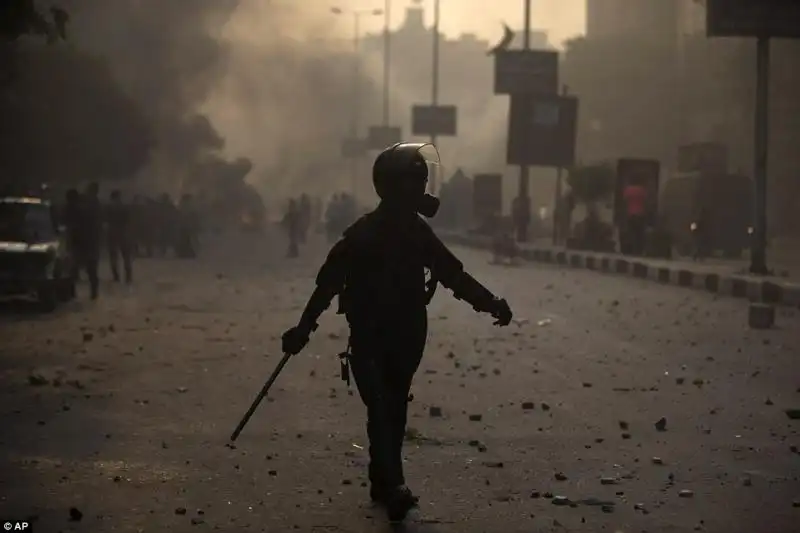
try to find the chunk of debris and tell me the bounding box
[522,401,535,410]
[655,417,668,431]
[28,374,49,386]
[551,496,571,506]
[429,406,442,418]
[785,409,800,420]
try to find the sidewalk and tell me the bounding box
[439,231,800,308]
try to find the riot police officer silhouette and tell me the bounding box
[282,142,512,523]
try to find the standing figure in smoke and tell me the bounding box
[298,193,311,244]
[282,198,302,258]
[106,190,133,283]
[73,182,102,299]
[176,194,199,258]
[281,143,513,523]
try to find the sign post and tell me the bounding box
[490,0,564,243]
[505,93,578,168]
[706,0,800,275]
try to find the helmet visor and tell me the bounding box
[417,143,442,194]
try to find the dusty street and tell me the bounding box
[1,228,799,533]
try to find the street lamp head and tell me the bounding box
[330,7,343,14]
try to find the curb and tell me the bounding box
[440,232,800,309]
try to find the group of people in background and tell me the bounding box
[281,193,312,258]
[58,183,200,300]
[279,192,361,258]
[324,192,357,243]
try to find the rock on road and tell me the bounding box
[0,228,798,533]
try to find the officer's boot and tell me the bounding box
[385,485,418,523]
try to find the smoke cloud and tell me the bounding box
[57,0,366,201]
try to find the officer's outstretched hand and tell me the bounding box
[489,298,512,327]
[282,324,312,355]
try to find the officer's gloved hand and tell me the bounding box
[489,298,512,327]
[281,324,313,355]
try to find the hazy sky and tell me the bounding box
[333,0,587,47]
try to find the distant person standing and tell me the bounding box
[176,194,199,258]
[75,182,102,299]
[106,190,133,283]
[283,199,301,258]
[62,188,82,258]
[298,194,311,243]
[622,177,649,256]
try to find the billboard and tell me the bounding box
[494,49,559,95]
[366,126,402,151]
[613,158,660,225]
[411,105,458,136]
[707,0,800,39]
[472,173,503,220]
[506,94,578,168]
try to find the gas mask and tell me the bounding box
[417,193,440,218]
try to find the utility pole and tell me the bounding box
[351,13,362,197]
[516,0,532,242]
[383,0,392,126]
[430,0,441,193]
[750,35,770,274]
[552,84,568,246]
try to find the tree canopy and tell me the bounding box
[0,44,154,186]
[0,1,157,187]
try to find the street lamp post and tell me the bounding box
[383,0,391,126]
[331,6,384,196]
[429,0,441,193]
[516,0,533,243]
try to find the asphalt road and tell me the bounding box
[1,228,798,533]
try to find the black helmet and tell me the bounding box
[372,142,442,217]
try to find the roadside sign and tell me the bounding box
[472,173,503,220]
[613,158,660,225]
[506,94,578,167]
[341,138,366,158]
[412,105,457,136]
[677,142,728,174]
[707,0,800,39]
[494,49,559,95]
[366,126,402,151]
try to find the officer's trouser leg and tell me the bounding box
[350,353,398,488]
[350,348,422,489]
